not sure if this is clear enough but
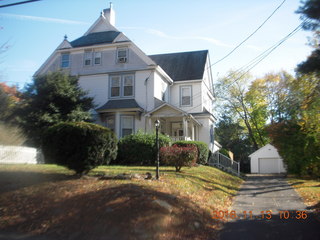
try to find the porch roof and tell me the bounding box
[146,103,201,126]
[96,99,143,112]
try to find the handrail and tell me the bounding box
[208,151,240,176]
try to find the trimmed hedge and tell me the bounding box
[42,122,117,174]
[160,144,198,172]
[115,131,171,165]
[173,140,209,165]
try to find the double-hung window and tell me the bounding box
[84,51,92,66]
[180,86,192,106]
[61,53,70,68]
[123,75,133,97]
[110,76,121,97]
[117,48,128,63]
[94,52,101,65]
[109,74,134,98]
[121,115,134,137]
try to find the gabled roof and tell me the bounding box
[70,31,121,48]
[248,144,280,158]
[96,99,143,112]
[146,102,201,126]
[149,50,208,81]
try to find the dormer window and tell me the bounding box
[61,53,70,68]
[117,48,128,63]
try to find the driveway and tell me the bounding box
[220,174,320,240]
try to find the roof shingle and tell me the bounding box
[70,31,121,48]
[149,50,208,81]
[97,99,143,111]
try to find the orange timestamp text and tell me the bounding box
[212,210,308,221]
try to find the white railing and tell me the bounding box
[208,151,240,176]
[0,145,40,164]
[170,136,192,142]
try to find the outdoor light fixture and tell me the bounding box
[155,119,160,180]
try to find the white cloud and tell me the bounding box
[148,28,233,47]
[0,13,89,25]
[244,44,263,51]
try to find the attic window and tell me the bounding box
[61,53,70,68]
[117,48,128,63]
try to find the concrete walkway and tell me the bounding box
[220,175,320,240]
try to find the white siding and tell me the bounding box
[135,70,154,111]
[154,73,168,103]
[194,116,215,152]
[170,81,202,113]
[78,74,109,107]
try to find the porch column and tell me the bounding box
[191,122,195,141]
[183,116,188,140]
[115,112,120,139]
[148,117,152,132]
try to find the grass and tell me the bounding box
[288,177,320,216]
[0,164,242,240]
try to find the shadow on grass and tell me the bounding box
[0,171,78,193]
[0,183,218,240]
[176,172,240,194]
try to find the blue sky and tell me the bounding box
[0,0,312,88]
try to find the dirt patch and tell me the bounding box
[0,176,221,240]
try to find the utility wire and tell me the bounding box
[224,18,308,88]
[184,19,308,115]
[211,0,286,67]
[0,0,41,8]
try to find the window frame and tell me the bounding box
[116,48,128,63]
[61,53,70,68]
[109,73,135,99]
[120,115,134,138]
[180,85,192,107]
[110,76,121,98]
[94,51,102,65]
[84,51,92,66]
[106,115,115,132]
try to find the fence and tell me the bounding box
[0,145,41,164]
[208,151,240,176]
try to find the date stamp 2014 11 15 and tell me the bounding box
[212,210,308,221]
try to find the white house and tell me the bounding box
[249,144,286,174]
[35,5,219,152]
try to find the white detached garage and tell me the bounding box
[249,144,286,174]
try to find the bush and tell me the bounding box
[160,145,198,172]
[42,122,117,174]
[173,141,209,164]
[115,131,171,165]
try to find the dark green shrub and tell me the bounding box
[115,131,171,165]
[42,122,117,174]
[174,140,209,164]
[160,145,198,172]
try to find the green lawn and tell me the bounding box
[0,164,242,240]
[288,177,320,211]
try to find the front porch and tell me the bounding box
[145,103,201,142]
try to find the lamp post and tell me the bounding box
[155,119,160,180]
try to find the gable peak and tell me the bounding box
[84,3,117,35]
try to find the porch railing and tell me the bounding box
[208,151,240,176]
[170,136,192,142]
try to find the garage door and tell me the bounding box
[259,158,280,174]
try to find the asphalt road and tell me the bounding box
[219,175,320,240]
